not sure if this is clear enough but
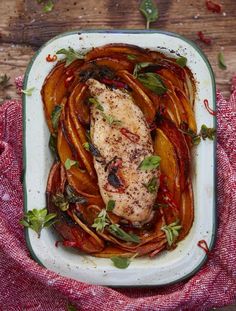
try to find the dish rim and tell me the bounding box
[22,29,216,287]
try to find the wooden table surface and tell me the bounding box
[0,0,235,309]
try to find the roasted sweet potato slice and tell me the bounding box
[68,83,90,125]
[175,88,197,133]
[154,128,181,204]
[57,126,99,195]
[157,68,185,93]
[178,180,194,241]
[85,43,150,62]
[158,118,190,190]
[41,62,65,132]
[91,57,133,72]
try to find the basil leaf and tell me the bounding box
[64,158,78,170]
[108,224,140,243]
[20,208,57,238]
[143,177,157,193]
[22,87,35,96]
[83,142,90,151]
[161,220,182,246]
[137,73,167,95]
[67,304,77,311]
[56,47,84,67]
[176,56,187,68]
[127,54,137,60]
[139,155,161,171]
[51,105,62,130]
[43,0,54,13]
[133,62,152,77]
[106,200,115,212]
[89,97,104,111]
[111,256,131,269]
[218,52,227,70]
[139,0,158,29]
[49,134,59,160]
[0,74,11,90]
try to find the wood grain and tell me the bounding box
[0,1,235,309]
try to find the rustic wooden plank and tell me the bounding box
[0,44,34,102]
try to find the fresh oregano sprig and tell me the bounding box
[161,220,182,246]
[20,208,57,238]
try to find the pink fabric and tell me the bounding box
[0,77,236,311]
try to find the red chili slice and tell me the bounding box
[120,128,140,143]
[205,0,222,13]
[55,240,79,248]
[46,54,57,62]
[197,31,212,45]
[197,239,209,254]
[204,99,216,116]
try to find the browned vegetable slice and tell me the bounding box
[158,118,190,191]
[41,62,65,132]
[175,88,197,133]
[154,128,181,204]
[85,43,150,62]
[57,126,99,195]
[178,180,194,241]
[91,57,133,72]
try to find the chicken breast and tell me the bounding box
[87,79,159,225]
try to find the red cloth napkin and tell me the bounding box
[0,76,235,311]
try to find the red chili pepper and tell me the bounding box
[205,0,222,13]
[65,75,75,87]
[204,99,216,116]
[120,128,140,143]
[197,31,212,45]
[197,240,209,254]
[104,182,125,193]
[101,77,127,89]
[55,240,79,248]
[46,54,57,62]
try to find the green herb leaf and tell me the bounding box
[108,224,140,243]
[20,208,57,238]
[106,200,115,212]
[49,134,59,160]
[161,220,182,246]
[51,105,62,130]
[137,73,167,95]
[111,256,131,269]
[218,52,227,70]
[176,56,187,68]
[83,142,90,151]
[139,155,161,171]
[52,193,69,211]
[139,0,158,29]
[92,209,109,232]
[52,186,87,211]
[89,97,104,111]
[22,87,35,96]
[143,176,157,193]
[200,124,216,140]
[133,62,153,78]
[56,47,84,67]
[101,112,122,126]
[0,74,11,90]
[67,303,77,311]
[43,0,54,13]
[127,54,137,60]
[64,158,78,170]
